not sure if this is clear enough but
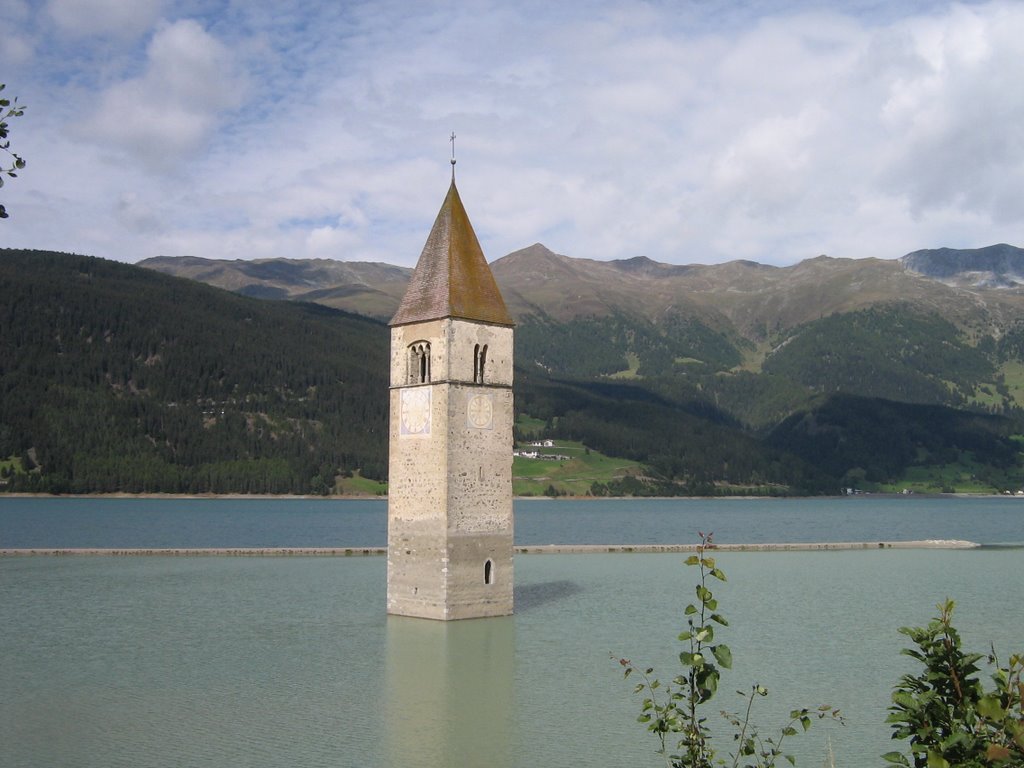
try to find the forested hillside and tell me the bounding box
[760,305,996,406]
[514,369,832,495]
[7,248,1024,496]
[504,257,1024,493]
[769,394,1023,490]
[0,250,389,494]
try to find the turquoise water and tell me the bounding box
[2,494,1023,547]
[1,498,1023,767]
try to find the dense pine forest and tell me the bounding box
[0,250,389,494]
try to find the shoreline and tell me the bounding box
[0,540,981,557]
[2,492,1020,501]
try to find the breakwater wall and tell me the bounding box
[0,540,979,557]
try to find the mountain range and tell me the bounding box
[4,243,1024,496]
[137,242,1024,494]
[140,243,1024,397]
[140,242,1024,336]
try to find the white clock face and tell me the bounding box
[400,388,431,436]
[467,393,494,429]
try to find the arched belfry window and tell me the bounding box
[408,342,430,384]
[473,344,488,384]
[484,559,493,585]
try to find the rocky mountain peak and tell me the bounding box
[901,244,1024,288]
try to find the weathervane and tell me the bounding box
[450,131,457,180]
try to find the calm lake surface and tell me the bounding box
[2,496,1023,767]
[3,494,1024,548]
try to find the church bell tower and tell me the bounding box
[386,174,515,620]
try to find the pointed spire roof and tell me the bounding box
[390,181,513,327]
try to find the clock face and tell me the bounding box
[467,393,494,429]
[400,388,431,436]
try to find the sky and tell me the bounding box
[2,0,1023,268]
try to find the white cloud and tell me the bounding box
[0,35,33,66]
[79,19,246,170]
[306,224,361,257]
[878,3,1024,224]
[4,0,1024,267]
[0,1,34,65]
[46,0,164,39]
[115,192,163,234]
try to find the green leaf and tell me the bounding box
[702,667,719,697]
[710,613,729,626]
[891,691,917,708]
[712,644,733,669]
[926,750,950,768]
[680,651,705,667]
[882,751,910,766]
[684,555,700,566]
[978,694,1006,721]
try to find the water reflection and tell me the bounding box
[514,580,583,611]
[384,615,514,768]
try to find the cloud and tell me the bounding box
[115,192,163,234]
[0,35,33,67]
[0,1,34,65]
[79,19,246,170]
[879,3,1024,224]
[5,0,1024,268]
[306,224,362,257]
[46,0,164,39]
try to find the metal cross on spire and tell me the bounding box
[450,131,457,180]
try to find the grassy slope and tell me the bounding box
[513,440,642,496]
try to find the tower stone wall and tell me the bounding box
[386,181,514,620]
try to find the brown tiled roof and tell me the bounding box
[390,180,513,327]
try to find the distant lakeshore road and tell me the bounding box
[0,540,980,556]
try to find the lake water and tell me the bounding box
[3,494,1024,548]
[2,496,1023,768]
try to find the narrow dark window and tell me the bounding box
[484,559,493,585]
[473,343,488,384]
[408,342,431,384]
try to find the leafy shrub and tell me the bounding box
[885,599,1024,768]
[616,533,842,767]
